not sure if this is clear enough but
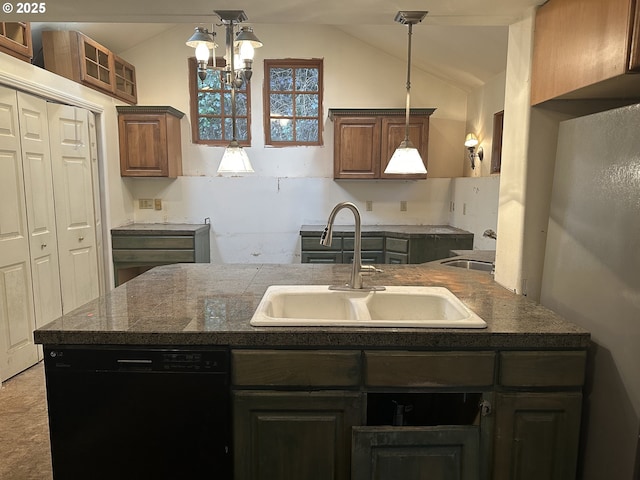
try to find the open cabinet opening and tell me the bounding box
[366,392,483,427]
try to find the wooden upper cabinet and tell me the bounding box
[117,106,184,178]
[0,22,33,62]
[329,108,434,180]
[42,30,137,104]
[531,0,640,105]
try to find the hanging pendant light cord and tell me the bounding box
[403,23,413,142]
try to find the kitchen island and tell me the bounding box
[35,262,589,480]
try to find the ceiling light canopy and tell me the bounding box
[384,10,428,176]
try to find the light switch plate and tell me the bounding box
[139,199,153,209]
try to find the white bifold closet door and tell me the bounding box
[0,87,40,380]
[0,87,101,382]
[47,103,99,315]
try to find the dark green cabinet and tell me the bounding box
[492,392,582,480]
[352,426,480,480]
[233,391,364,480]
[300,227,473,265]
[111,223,210,286]
[231,348,585,480]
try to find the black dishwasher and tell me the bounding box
[44,346,231,480]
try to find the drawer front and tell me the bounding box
[301,251,343,264]
[344,251,384,265]
[112,235,194,250]
[301,236,342,251]
[233,350,361,387]
[385,251,408,264]
[343,236,385,251]
[112,249,196,263]
[385,237,409,253]
[365,351,495,387]
[499,351,587,387]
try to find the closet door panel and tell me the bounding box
[47,103,99,313]
[0,86,37,381]
[17,92,62,330]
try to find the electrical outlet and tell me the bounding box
[366,200,373,211]
[154,199,162,210]
[400,200,407,212]
[139,199,153,209]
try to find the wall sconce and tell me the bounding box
[464,133,483,170]
[186,10,263,173]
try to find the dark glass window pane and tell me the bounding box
[270,68,293,91]
[271,94,293,117]
[295,94,318,116]
[295,68,319,91]
[295,119,318,142]
[270,119,294,141]
[199,117,222,140]
[198,92,221,114]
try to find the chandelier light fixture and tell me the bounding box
[186,10,263,173]
[384,11,428,175]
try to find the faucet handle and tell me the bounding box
[361,265,383,275]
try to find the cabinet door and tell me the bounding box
[234,390,363,480]
[78,33,114,93]
[380,116,428,179]
[0,22,33,61]
[113,54,137,104]
[0,86,38,381]
[333,116,380,179]
[352,426,480,480]
[493,392,582,480]
[531,0,636,104]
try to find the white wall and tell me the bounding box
[449,176,500,250]
[117,23,471,263]
[540,104,640,480]
[464,71,506,178]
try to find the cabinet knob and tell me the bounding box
[41,243,47,249]
[78,236,84,242]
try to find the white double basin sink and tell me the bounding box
[250,285,486,329]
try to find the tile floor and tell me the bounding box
[0,362,53,480]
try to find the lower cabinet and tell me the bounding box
[231,349,586,480]
[299,228,474,265]
[352,425,480,480]
[233,391,363,480]
[492,392,582,480]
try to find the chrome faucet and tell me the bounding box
[320,202,384,291]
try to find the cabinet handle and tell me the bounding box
[479,400,492,417]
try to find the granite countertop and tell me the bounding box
[34,260,589,350]
[300,225,473,236]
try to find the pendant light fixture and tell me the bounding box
[186,10,263,173]
[384,11,428,175]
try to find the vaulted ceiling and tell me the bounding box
[27,0,545,91]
